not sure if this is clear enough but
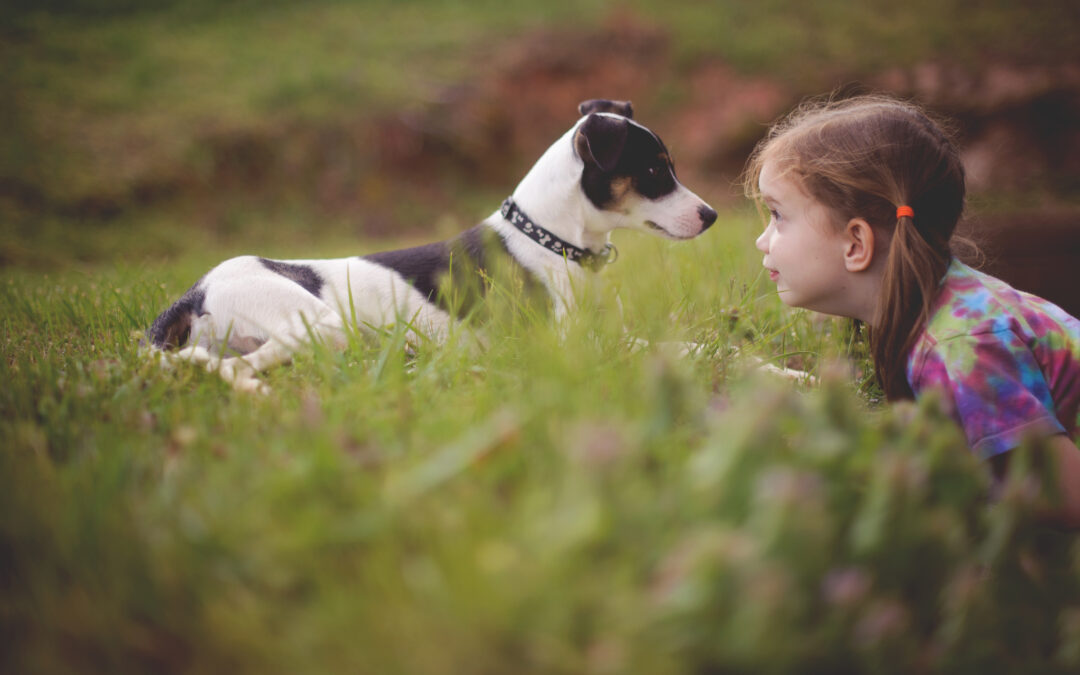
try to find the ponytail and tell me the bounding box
[871,208,952,400]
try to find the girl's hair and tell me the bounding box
[743,94,966,400]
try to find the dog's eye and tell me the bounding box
[647,166,661,177]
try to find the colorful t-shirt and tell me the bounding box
[906,260,1080,459]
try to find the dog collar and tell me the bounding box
[500,198,617,271]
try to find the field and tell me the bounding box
[6,216,1078,674]
[3,1,1080,673]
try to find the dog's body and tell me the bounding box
[147,100,717,391]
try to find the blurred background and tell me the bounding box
[2,0,1078,310]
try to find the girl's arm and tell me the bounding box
[991,435,1080,529]
[1046,434,1080,528]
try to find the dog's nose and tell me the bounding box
[699,204,718,230]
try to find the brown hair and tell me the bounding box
[744,95,966,400]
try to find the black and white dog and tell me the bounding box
[147,99,717,392]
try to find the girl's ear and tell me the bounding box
[843,218,876,272]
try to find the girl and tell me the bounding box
[745,95,1080,526]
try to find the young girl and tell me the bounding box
[745,95,1080,525]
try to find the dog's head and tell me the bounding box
[573,99,716,240]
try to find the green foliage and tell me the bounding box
[2,216,1078,673]
[4,0,1077,247]
[659,384,1079,674]
[0,0,611,210]
[630,0,1080,74]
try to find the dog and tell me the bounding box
[146,99,717,392]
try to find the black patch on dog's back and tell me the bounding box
[581,121,677,209]
[259,258,324,297]
[363,226,541,318]
[146,282,206,349]
[364,241,452,303]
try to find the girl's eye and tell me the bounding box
[769,209,781,222]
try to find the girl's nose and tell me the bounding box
[755,228,770,253]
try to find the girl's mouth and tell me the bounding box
[767,268,779,282]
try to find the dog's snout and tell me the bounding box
[699,204,718,230]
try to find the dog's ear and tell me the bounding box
[574,113,629,173]
[578,99,634,119]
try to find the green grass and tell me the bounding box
[3,212,1080,673]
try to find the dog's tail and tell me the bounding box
[144,283,206,350]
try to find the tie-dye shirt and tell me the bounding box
[906,260,1080,459]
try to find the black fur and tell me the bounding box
[364,241,452,303]
[580,120,677,210]
[575,114,630,173]
[258,258,324,297]
[578,99,634,118]
[146,282,206,349]
[363,225,540,318]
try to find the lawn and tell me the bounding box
[3,1,1080,672]
[4,212,1078,673]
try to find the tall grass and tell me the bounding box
[3,213,1078,673]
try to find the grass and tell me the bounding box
[3,212,1079,673]
[0,216,806,668]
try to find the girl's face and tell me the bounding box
[755,161,857,317]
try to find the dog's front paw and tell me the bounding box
[232,375,271,395]
[216,357,251,381]
[216,357,268,394]
[153,351,176,371]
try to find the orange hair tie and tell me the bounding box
[896,205,915,219]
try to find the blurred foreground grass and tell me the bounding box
[3,214,1080,673]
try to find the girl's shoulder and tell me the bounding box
[922,260,1079,343]
[906,259,1080,392]
[905,260,1080,456]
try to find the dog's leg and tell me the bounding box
[161,274,350,392]
[215,303,347,393]
[151,343,269,392]
[172,344,216,367]
[216,342,292,394]
[152,343,217,375]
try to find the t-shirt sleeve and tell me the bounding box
[913,329,1066,459]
